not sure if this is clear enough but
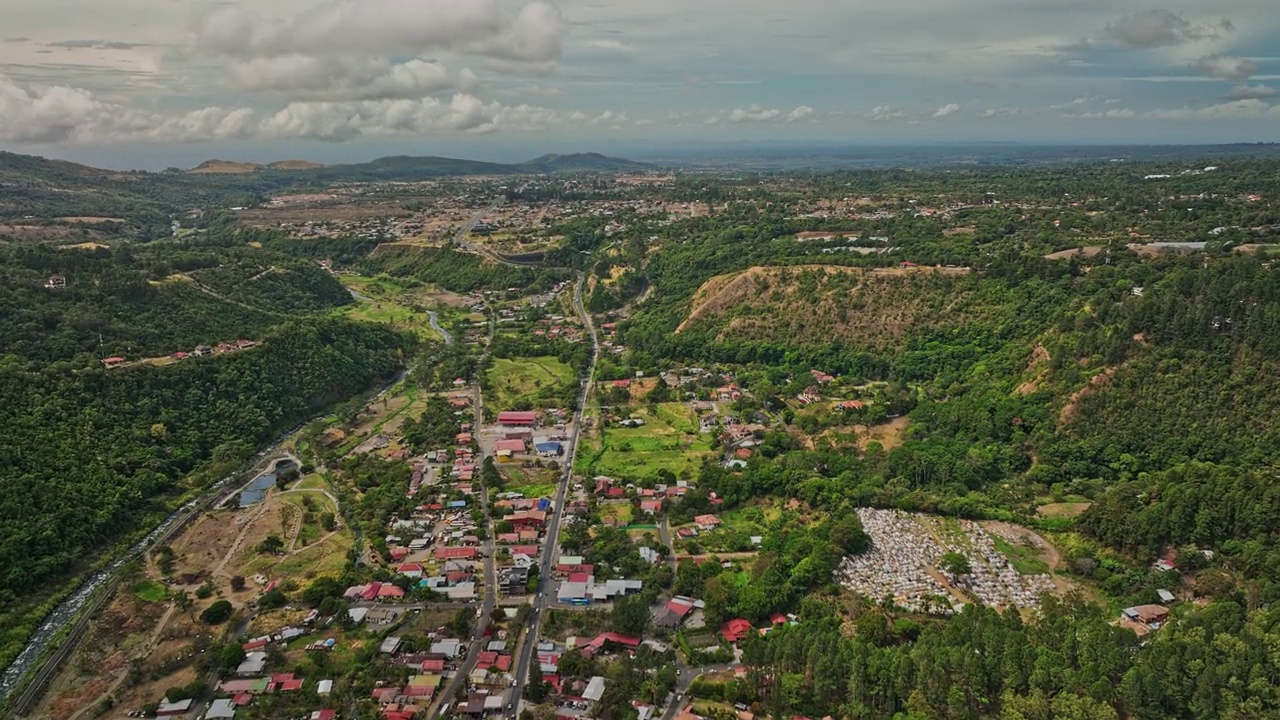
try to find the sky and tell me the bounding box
[0,0,1278,168]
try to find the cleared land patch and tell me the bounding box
[675,265,994,348]
[486,356,576,411]
[581,403,711,481]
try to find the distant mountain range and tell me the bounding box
[186,151,652,178]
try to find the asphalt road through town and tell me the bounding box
[509,272,598,716]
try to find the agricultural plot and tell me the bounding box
[581,403,712,481]
[485,355,577,411]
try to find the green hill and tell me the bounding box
[518,152,652,173]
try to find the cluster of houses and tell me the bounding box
[171,616,341,719]
[531,317,585,344]
[533,634,643,699]
[552,555,644,605]
[101,339,257,370]
[373,634,517,719]
[794,369,867,414]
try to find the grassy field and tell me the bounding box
[295,474,330,491]
[266,530,353,580]
[280,491,337,547]
[582,403,712,482]
[1036,501,1092,518]
[132,579,168,603]
[340,274,458,343]
[600,501,633,526]
[486,356,576,411]
[991,536,1051,574]
[501,464,559,499]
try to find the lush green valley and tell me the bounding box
[6,149,1280,720]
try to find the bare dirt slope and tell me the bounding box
[676,264,981,348]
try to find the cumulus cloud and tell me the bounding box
[0,73,600,145]
[1067,99,1277,121]
[1223,83,1277,100]
[232,56,460,101]
[979,106,1023,118]
[1049,95,1112,110]
[195,0,567,66]
[258,93,596,140]
[722,105,813,124]
[1100,10,1231,48]
[0,74,257,144]
[1145,98,1273,120]
[587,110,630,128]
[865,105,909,122]
[0,75,107,143]
[1194,54,1258,80]
[786,105,814,123]
[729,105,782,123]
[931,103,961,118]
[1067,108,1138,119]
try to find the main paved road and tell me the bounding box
[509,272,599,716]
[428,311,497,719]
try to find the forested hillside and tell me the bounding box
[361,245,569,293]
[0,245,351,362]
[618,200,1280,592]
[0,317,409,662]
[0,234,412,672]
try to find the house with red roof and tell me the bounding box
[721,618,753,644]
[579,632,642,656]
[495,438,527,454]
[556,563,593,577]
[508,510,547,528]
[639,499,663,514]
[694,514,722,531]
[101,356,126,369]
[497,411,538,426]
[435,547,479,560]
[378,584,406,600]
